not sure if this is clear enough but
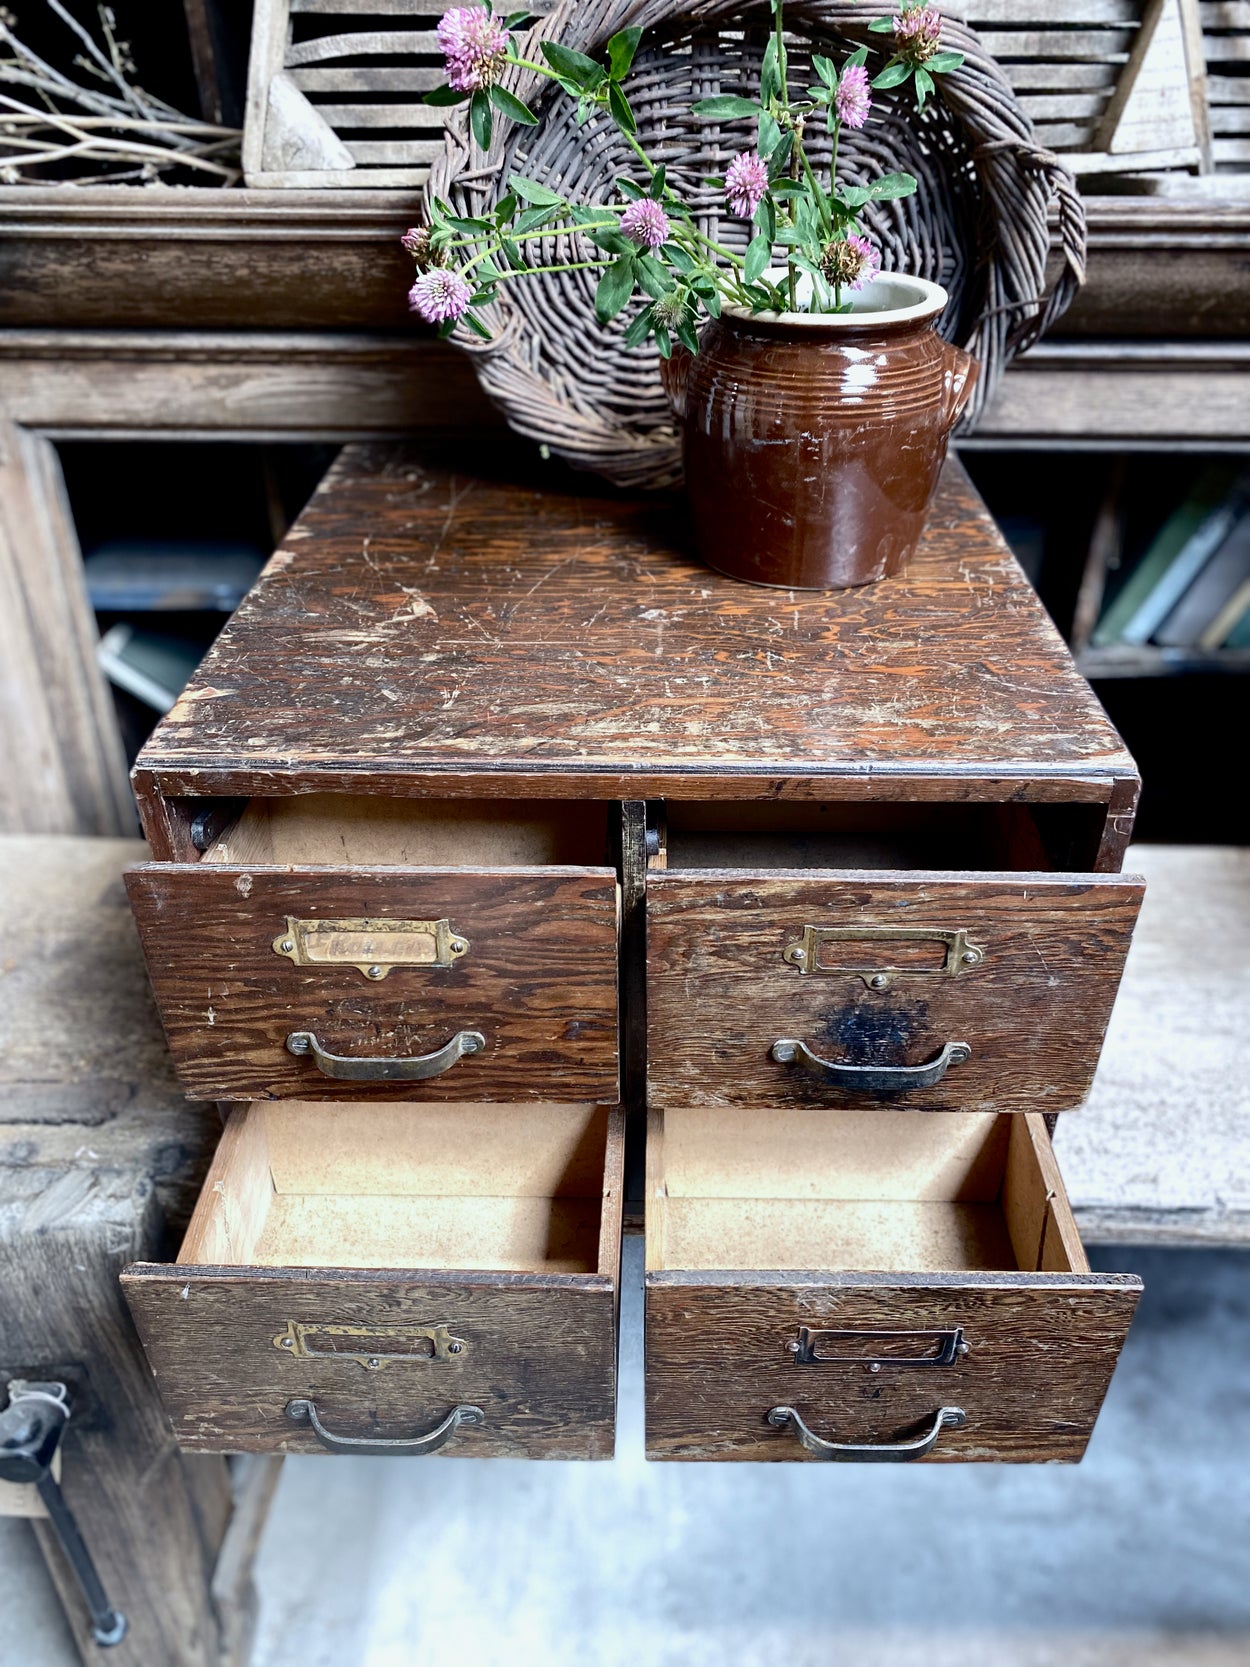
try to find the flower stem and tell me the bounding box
[443,218,618,251]
[679,224,744,266]
[494,258,610,279]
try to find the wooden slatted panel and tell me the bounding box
[965,6,1140,153]
[969,1,1140,18]
[1201,0,1250,171]
[246,0,463,187]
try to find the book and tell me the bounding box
[96,624,203,713]
[83,539,265,612]
[1091,465,1248,647]
[1155,511,1250,647]
[1227,607,1250,649]
[1207,581,1250,651]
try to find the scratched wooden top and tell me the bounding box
[138,444,1136,802]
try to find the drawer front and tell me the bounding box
[122,1268,617,1458]
[127,864,619,1102]
[646,871,1143,1113]
[645,1272,1139,1462]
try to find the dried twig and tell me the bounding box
[0,4,241,185]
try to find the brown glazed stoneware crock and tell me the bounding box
[665,274,978,590]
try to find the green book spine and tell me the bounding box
[1091,465,1241,648]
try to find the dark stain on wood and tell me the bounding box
[646,871,1144,1114]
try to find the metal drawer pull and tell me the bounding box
[285,1398,484,1456]
[766,1405,965,1462]
[286,1029,485,1081]
[769,1038,970,1092]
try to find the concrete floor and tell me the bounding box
[5,1240,1249,1667]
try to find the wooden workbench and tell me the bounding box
[0,835,277,1667]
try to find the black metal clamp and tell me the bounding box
[0,1380,127,1647]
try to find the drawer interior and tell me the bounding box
[202,795,610,867]
[181,1102,618,1276]
[659,801,1101,873]
[646,1109,1088,1276]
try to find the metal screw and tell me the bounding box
[451,939,467,954]
[366,965,384,979]
[790,949,805,964]
[280,1336,294,1348]
[957,1341,971,1357]
[280,940,294,954]
[366,1358,381,1370]
[870,973,889,990]
[786,1340,801,1354]
[868,1362,882,1374]
[962,950,981,965]
[449,1342,463,1355]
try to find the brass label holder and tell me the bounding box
[782,925,984,990]
[787,1327,969,1369]
[272,916,469,981]
[272,1320,466,1371]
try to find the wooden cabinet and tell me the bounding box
[120,446,1144,1463]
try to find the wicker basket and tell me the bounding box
[427,1,1087,489]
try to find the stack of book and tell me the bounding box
[1091,466,1250,654]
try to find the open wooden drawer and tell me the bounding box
[123,1101,623,1458]
[646,803,1144,1114]
[126,796,620,1102]
[644,1107,1139,1461]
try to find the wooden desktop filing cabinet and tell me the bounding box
[119,445,1144,1464]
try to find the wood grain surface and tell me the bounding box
[644,1270,1140,1461]
[133,444,1136,812]
[0,189,1245,338]
[646,870,1144,1114]
[122,1269,618,1457]
[126,864,620,1103]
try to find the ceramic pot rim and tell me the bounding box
[723,271,949,330]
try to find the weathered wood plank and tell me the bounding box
[1058,845,1250,1247]
[343,138,442,163]
[285,29,440,64]
[0,836,215,1227]
[1201,0,1250,22]
[1004,60,1120,89]
[0,833,248,1663]
[980,342,1250,440]
[128,446,1136,806]
[1019,92,1109,118]
[289,64,444,90]
[0,424,132,837]
[1209,75,1250,102]
[974,28,1134,59]
[247,165,431,187]
[314,102,448,126]
[968,0,1140,20]
[292,0,448,11]
[2,190,1247,338]
[0,1176,231,1664]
